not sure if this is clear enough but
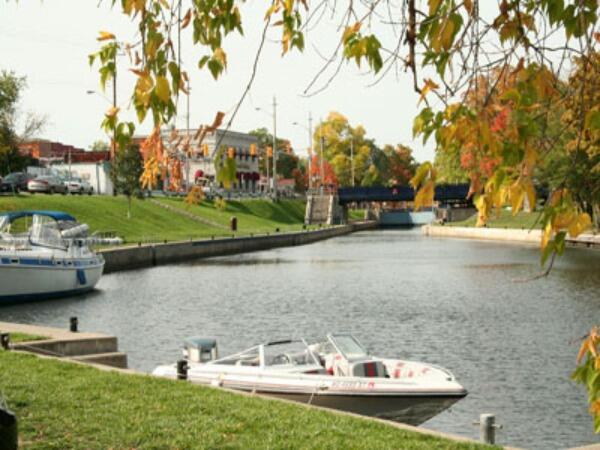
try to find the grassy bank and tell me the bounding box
[449,209,542,229]
[0,351,486,450]
[0,195,306,244]
[0,331,47,343]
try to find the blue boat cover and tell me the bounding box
[0,210,76,222]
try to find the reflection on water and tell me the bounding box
[1,229,599,449]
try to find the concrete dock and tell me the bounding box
[0,321,127,368]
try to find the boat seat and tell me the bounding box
[350,360,386,378]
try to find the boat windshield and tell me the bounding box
[328,334,369,360]
[211,339,321,368]
[0,216,9,233]
[30,215,65,249]
[263,340,320,367]
[212,346,261,366]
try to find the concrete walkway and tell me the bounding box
[422,225,600,248]
[0,321,127,368]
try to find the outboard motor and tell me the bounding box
[183,337,218,363]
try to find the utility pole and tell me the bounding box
[308,112,313,191]
[186,82,191,190]
[319,118,325,194]
[272,95,277,198]
[112,59,117,160]
[350,138,355,187]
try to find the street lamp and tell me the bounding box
[293,112,313,191]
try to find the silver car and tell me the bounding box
[64,177,94,195]
[28,175,68,194]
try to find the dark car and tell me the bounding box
[0,172,32,194]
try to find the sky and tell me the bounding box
[1,0,440,161]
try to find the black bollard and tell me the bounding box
[0,400,18,450]
[69,316,78,333]
[177,359,188,380]
[0,333,10,350]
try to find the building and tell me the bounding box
[135,128,260,192]
[20,139,114,194]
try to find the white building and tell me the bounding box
[36,162,114,195]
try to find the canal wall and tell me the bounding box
[422,225,600,248]
[100,221,377,273]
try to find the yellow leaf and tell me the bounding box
[523,179,536,212]
[97,31,116,41]
[428,0,442,15]
[440,18,456,51]
[155,76,170,103]
[213,48,227,68]
[568,213,592,238]
[418,78,439,105]
[509,181,525,215]
[474,194,490,227]
[553,211,575,230]
[541,221,552,251]
[414,180,434,211]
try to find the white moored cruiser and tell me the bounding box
[153,333,467,425]
[0,210,114,303]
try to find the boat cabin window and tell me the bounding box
[328,334,369,361]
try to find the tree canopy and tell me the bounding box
[89,0,600,427]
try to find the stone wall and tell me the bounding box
[100,221,377,273]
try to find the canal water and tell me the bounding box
[2,229,600,449]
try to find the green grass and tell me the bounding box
[157,197,307,234]
[0,351,488,450]
[1,332,47,343]
[449,209,543,229]
[0,194,307,244]
[348,209,365,221]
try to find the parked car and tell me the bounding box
[0,172,33,194]
[64,177,94,195]
[27,175,68,194]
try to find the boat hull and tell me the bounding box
[153,365,467,425]
[0,262,104,303]
[257,390,464,425]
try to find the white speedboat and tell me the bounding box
[153,333,467,425]
[0,210,117,303]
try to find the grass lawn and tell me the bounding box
[449,209,543,229]
[0,332,47,343]
[0,351,488,450]
[0,194,307,244]
[348,209,365,221]
[157,197,308,234]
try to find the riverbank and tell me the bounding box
[0,349,489,449]
[422,224,600,248]
[100,221,377,273]
[0,195,307,243]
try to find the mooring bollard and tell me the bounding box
[0,398,18,450]
[473,413,501,444]
[69,316,78,333]
[0,333,10,350]
[177,359,188,380]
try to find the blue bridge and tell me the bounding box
[337,184,471,205]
